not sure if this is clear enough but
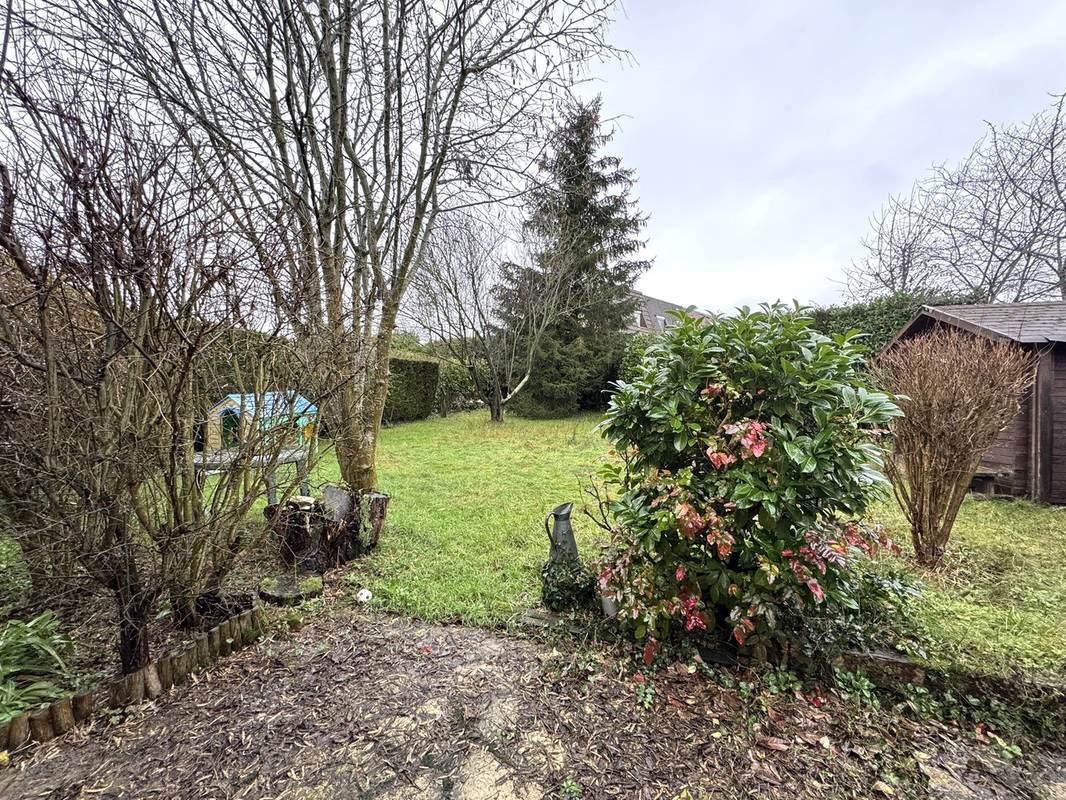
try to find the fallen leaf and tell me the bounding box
[757,736,791,752]
[872,780,894,795]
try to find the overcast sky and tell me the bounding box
[589,1,1066,313]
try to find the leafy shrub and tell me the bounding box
[593,305,902,656]
[383,355,441,423]
[540,559,595,612]
[0,611,74,722]
[781,564,927,661]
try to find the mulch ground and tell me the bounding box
[2,581,1064,800]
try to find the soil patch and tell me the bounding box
[2,586,1063,799]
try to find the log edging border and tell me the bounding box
[0,598,267,751]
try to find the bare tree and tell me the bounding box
[873,328,1036,568]
[410,213,585,422]
[53,0,621,492]
[851,92,1066,303]
[0,46,310,670]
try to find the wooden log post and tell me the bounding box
[7,713,29,749]
[72,691,95,723]
[158,654,174,691]
[0,719,8,751]
[252,601,268,637]
[194,632,209,668]
[109,677,129,709]
[50,698,75,735]
[217,620,232,658]
[207,626,221,659]
[28,707,55,742]
[366,492,390,550]
[238,610,253,647]
[127,668,146,704]
[171,648,189,686]
[143,663,163,700]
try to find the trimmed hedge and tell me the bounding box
[809,291,977,354]
[383,354,440,424]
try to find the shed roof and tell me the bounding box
[897,301,1066,345]
[214,392,317,418]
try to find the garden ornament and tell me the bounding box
[544,502,579,566]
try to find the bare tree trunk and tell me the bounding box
[106,550,153,674]
[489,386,504,423]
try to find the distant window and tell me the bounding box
[634,310,643,327]
[655,315,666,330]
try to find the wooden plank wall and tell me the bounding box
[1047,347,1066,504]
[980,390,1031,496]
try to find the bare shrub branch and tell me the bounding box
[873,328,1037,567]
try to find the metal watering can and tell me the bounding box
[544,502,579,566]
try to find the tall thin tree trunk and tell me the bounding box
[490,386,504,423]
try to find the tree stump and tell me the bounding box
[258,573,322,606]
[51,698,75,735]
[0,719,8,750]
[366,492,389,550]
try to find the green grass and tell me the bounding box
[322,410,1065,678]
[870,498,1066,677]
[318,411,608,626]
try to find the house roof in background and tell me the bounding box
[215,392,317,418]
[630,292,698,333]
[913,302,1066,344]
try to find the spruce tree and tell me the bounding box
[507,96,650,417]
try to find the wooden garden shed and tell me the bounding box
[888,301,1066,503]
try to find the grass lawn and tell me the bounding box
[316,410,1065,679]
[313,410,608,626]
[871,498,1066,677]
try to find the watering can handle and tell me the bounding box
[544,511,555,545]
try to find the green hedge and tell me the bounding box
[383,354,440,424]
[809,291,977,354]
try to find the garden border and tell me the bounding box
[0,599,267,751]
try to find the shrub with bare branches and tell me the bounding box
[874,328,1037,567]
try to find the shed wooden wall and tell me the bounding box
[1048,347,1066,504]
[979,390,1031,497]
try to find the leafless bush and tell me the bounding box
[873,328,1036,567]
[0,45,312,671]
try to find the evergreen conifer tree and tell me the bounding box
[505,96,650,417]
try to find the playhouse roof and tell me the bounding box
[215,392,317,418]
